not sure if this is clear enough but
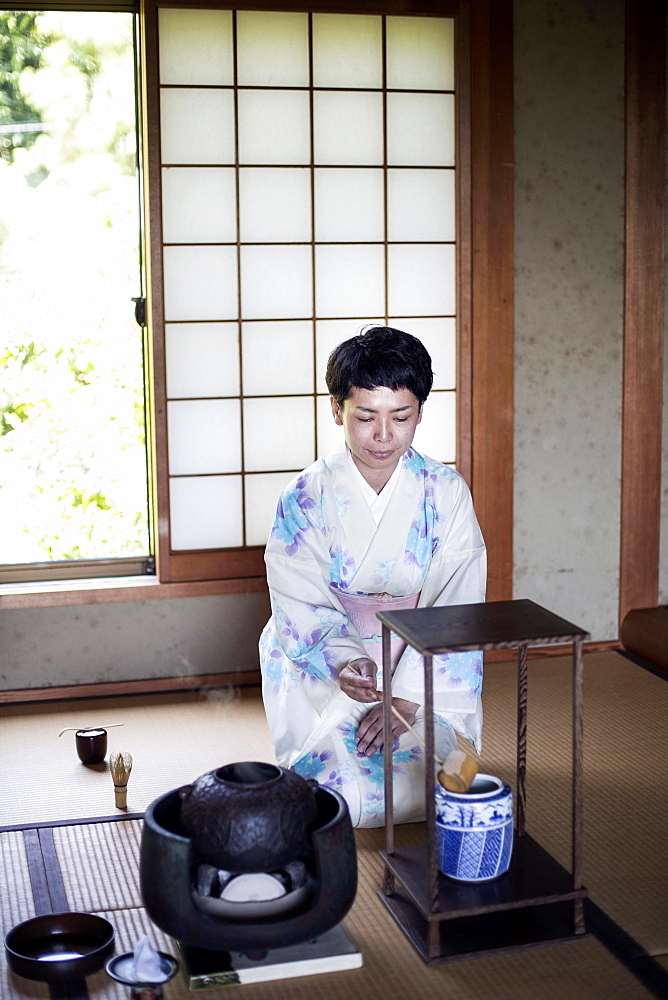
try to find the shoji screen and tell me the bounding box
[157,9,456,555]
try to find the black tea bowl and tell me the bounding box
[5,912,115,983]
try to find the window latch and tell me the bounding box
[132,296,146,327]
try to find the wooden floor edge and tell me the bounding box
[585,899,668,1000]
[0,670,263,705]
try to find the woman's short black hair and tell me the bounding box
[325,326,433,407]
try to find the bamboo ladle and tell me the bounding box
[388,703,479,793]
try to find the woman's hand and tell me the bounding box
[356,697,419,757]
[339,657,380,702]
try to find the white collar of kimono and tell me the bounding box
[346,449,402,525]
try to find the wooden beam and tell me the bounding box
[620,0,666,625]
[469,0,515,602]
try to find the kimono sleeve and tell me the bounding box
[390,471,486,718]
[264,475,368,686]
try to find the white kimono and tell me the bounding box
[260,444,486,828]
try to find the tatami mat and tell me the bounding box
[0,686,275,827]
[0,834,36,930]
[477,651,668,956]
[347,825,654,1000]
[1,651,667,999]
[54,820,142,913]
[0,821,656,1000]
[0,968,49,1000]
[0,835,48,1000]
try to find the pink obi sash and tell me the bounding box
[337,591,420,640]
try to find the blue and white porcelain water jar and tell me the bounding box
[435,773,513,882]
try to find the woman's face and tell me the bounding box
[331,385,422,491]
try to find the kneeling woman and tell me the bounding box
[260,327,486,828]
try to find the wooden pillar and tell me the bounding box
[469,0,515,603]
[620,0,666,625]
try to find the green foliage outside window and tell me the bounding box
[0,11,149,568]
[0,11,52,162]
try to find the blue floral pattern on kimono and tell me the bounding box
[260,443,487,828]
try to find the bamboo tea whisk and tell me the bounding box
[110,751,133,809]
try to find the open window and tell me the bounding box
[0,5,152,583]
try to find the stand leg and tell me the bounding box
[572,636,585,892]
[427,920,441,960]
[516,643,528,836]
[423,653,439,913]
[382,867,395,897]
[382,624,395,856]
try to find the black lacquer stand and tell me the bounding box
[377,598,591,963]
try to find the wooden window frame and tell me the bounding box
[142,0,515,599]
[0,0,514,609]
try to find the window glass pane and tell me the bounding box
[1,10,148,569]
[315,319,383,393]
[236,11,309,87]
[412,390,456,464]
[387,93,455,166]
[315,245,385,318]
[389,318,456,391]
[386,17,454,91]
[160,89,235,165]
[159,9,233,86]
[314,92,383,165]
[241,246,313,319]
[170,475,242,549]
[238,90,310,165]
[316,394,345,457]
[243,397,314,472]
[239,168,311,243]
[387,244,456,316]
[244,471,296,546]
[168,400,241,475]
[166,323,240,398]
[242,321,313,396]
[312,14,382,88]
[164,246,238,321]
[387,168,455,242]
[314,168,384,242]
[162,167,236,244]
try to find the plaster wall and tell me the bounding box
[513,0,625,639]
[0,592,271,691]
